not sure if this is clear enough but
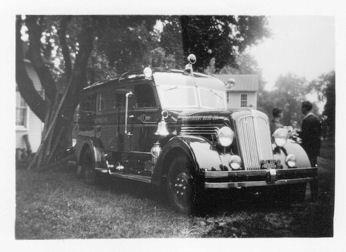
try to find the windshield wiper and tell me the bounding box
[166,85,178,91]
[209,89,224,100]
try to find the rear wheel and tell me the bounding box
[166,155,196,214]
[80,148,99,185]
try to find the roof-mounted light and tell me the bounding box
[184,54,196,75]
[187,54,196,65]
[143,67,152,79]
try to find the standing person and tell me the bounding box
[300,101,322,167]
[270,107,284,134]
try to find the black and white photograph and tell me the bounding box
[2,0,345,250]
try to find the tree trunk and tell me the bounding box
[179,16,190,58]
[17,16,95,170]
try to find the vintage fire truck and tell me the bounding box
[73,55,318,214]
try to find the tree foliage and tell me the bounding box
[160,16,269,72]
[309,71,335,134]
[323,73,335,134]
[258,73,308,126]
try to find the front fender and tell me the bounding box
[274,140,311,168]
[151,135,223,186]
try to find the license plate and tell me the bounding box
[260,160,281,170]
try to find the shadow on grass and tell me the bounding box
[75,163,334,237]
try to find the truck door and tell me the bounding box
[78,92,96,137]
[128,83,160,153]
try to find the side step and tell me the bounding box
[95,167,151,184]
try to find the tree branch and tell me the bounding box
[179,16,190,57]
[61,17,95,117]
[26,16,57,102]
[16,16,46,122]
[58,16,72,80]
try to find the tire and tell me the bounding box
[80,148,99,185]
[166,155,197,214]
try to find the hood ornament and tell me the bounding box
[155,111,170,137]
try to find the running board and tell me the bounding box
[95,167,151,184]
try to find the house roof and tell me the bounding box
[215,74,259,91]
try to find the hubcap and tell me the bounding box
[171,171,191,208]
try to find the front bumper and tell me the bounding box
[204,167,317,189]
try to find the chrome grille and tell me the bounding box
[235,112,273,170]
[180,125,219,137]
[256,116,274,161]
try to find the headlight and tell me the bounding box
[286,154,296,168]
[272,128,288,147]
[229,155,242,170]
[217,126,234,147]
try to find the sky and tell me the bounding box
[248,16,335,91]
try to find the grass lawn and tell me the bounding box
[16,148,334,238]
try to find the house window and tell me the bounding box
[16,91,28,128]
[240,93,247,107]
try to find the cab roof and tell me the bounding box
[83,70,226,91]
[153,72,226,90]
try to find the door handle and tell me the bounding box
[125,91,133,136]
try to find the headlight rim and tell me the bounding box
[274,137,287,147]
[273,128,289,147]
[216,126,234,147]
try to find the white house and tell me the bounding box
[215,74,259,109]
[16,60,44,157]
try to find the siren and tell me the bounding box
[187,54,196,64]
[184,54,196,74]
[143,66,152,79]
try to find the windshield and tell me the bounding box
[199,87,226,109]
[157,85,226,110]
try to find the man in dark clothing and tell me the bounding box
[300,101,322,167]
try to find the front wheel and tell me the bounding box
[166,156,196,214]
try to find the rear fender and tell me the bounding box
[151,135,222,186]
[76,136,107,169]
